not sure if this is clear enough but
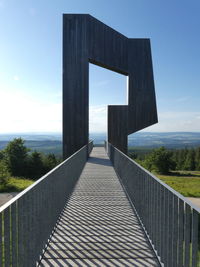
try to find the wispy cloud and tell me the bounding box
[13,75,20,81]
[91,80,109,88]
[176,97,190,103]
[89,105,107,133]
[0,88,199,134]
[0,89,62,133]
[90,106,107,114]
[90,108,200,133]
[143,111,200,132]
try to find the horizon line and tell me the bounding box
[0,131,200,135]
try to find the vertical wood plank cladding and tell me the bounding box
[88,16,128,74]
[128,39,158,134]
[63,14,158,157]
[63,15,89,158]
[108,106,128,154]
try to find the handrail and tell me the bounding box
[0,141,93,267]
[0,140,94,214]
[106,141,200,267]
[108,143,200,213]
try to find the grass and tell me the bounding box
[0,177,34,192]
[156,171,200,197]
[154,171,200,263]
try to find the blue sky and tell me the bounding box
[0,0,199,133]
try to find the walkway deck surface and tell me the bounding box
[39,147,160,266]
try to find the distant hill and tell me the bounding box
[0,133,62,155]
[0,132,200,155]
[0,133,61,141]
[128,132,200,149]
[91,132,200,148]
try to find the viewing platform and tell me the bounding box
[0,142,199,266]
[39,147,160,266]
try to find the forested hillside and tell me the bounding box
[0,138,60,192]
[130,146,200,173]
[129,146,200,197]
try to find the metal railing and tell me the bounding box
[107,142,200,267]
[0,141,93,267]
[88,140,93,155]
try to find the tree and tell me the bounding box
[27,151,45,180]
[144,147,175,174]
[195,147,200,170]
[0,160,10,186]
[176,148,187,170]
[129,151,137,160]
[43,153,58,172]
[1,138,59,180]
[172,150,179,170]
[0,151,4,160]
[4,138,29,177]
[184,149,196,170]
[27,152,58,180]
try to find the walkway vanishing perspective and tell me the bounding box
[39,147,160,266]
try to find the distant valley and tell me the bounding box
[128,132,200,149]
[0,132,200,155]
[90,132,200,149]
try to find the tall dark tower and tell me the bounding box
[63,14,157,159]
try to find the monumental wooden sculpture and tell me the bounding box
[63,14,157,158]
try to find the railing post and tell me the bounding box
[0,212,2,267]
[192,210,199,267]
[11,202,17,266]
[0,143,90,266]
[160,185,165,262]
[178,199,184,267]
[4,207,11,266]
[107,142,200,267]
[172,195,178,267]
[184,203,191,266]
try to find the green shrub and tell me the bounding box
[0,160,10,186]
[143,147,176,174]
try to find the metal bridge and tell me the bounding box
[0,142,200,266]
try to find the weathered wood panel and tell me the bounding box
[128,39,158,133]
[108,105,128,154]
[63,15,89,158]
[63,14,157,158]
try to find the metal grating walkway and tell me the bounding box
[39,147,160,266]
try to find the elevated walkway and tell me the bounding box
[39,147,160,266]
[1,143,199,266]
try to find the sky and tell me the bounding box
[0,0,199,134]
